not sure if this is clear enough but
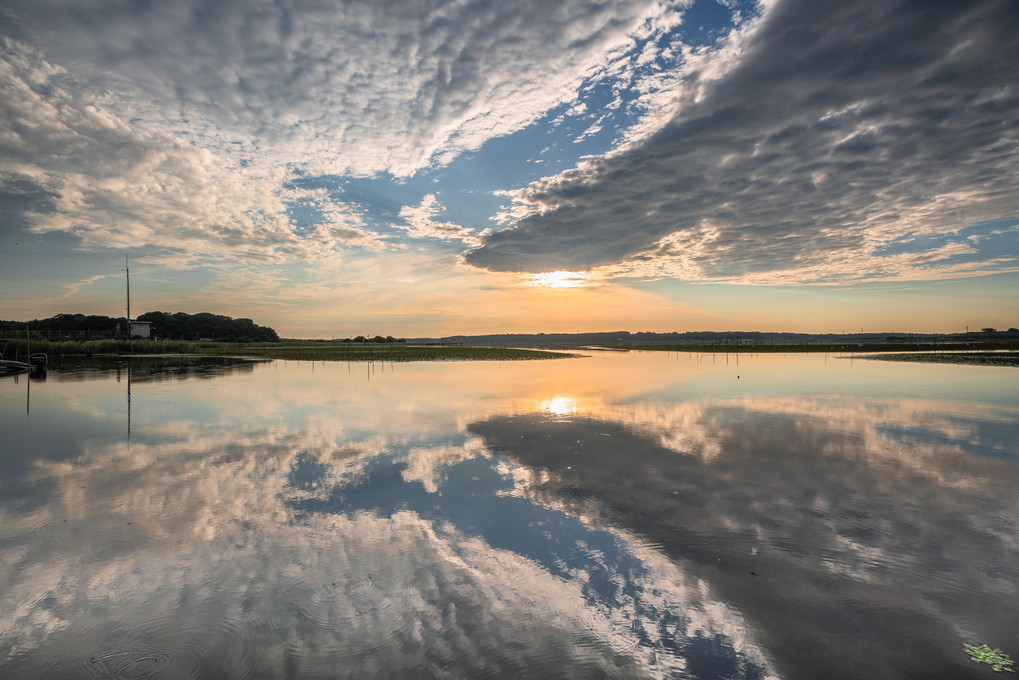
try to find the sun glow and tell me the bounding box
[524,270,593,288]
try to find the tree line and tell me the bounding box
[0,312,280,342]
[342,335,405,343]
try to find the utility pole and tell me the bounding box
[124,255,131,339]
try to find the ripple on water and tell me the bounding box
[83,650,176,679]
[279,576,349,630]
[27,613,250,680]
[151,612,257,679]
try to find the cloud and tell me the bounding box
[0,0,701,275]
[42,273,111,302]
[394,194,485,246]
[0,0,689,178]
[0,38,389,267]
[465,0,1019,283]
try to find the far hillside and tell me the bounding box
[407,328,1019,349]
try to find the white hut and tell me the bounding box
[129,320,151,339]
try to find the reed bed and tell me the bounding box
[2,338,578,362]
[860,351,1019,367]
[218,344,580,362]
[2,338,202,358]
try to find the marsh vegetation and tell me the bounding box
[218,343,581,362]
[1,338,578,362]
[861,351,1019,367]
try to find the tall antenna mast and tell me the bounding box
[124,255,131,331]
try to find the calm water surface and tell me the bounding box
[1,352,1017,679]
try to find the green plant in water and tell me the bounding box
[965,643,1015,672]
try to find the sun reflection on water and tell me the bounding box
[541,395,578,416]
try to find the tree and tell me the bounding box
[135,311,279,342]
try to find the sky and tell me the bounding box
[1,0,1017,338]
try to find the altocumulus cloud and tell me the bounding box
[0,0,678,174]
[0,0,687,265]
[465,0,1019,284]
[395,194,486,246]
[0,38,382,267]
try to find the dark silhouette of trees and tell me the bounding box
[342,335,404,343]
[0,313,125,334]
[136,312,279,341]
[0,312,279,342]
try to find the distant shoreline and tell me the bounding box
[409,329,1019,350]
[596,342,1019,354]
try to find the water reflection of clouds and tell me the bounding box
[1,372,776,678]
[3,354,1017,679]
[1,432,775,678]
[468,395,1019,679]
[285,442,773,678]
[595,395,1019,481]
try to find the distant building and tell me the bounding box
[129,320,151,339]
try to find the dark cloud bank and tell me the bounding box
[466,0,1019,279]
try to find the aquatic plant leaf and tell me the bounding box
[965,643,1015,672]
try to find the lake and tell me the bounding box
[1,351,1016,679]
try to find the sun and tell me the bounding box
[524,270,592,288]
